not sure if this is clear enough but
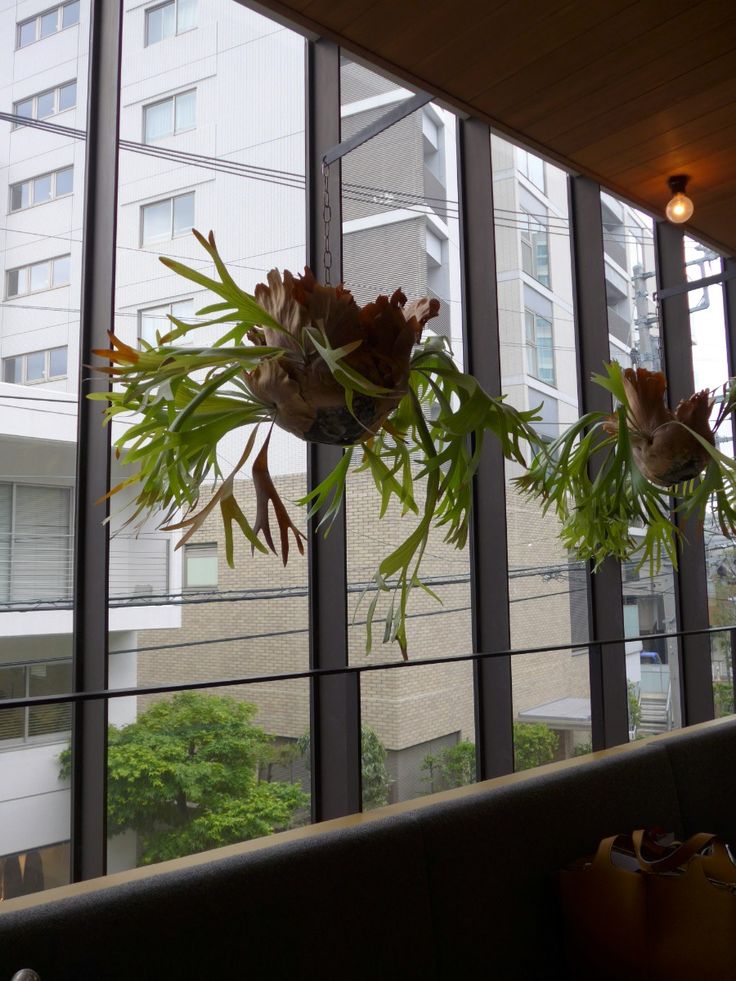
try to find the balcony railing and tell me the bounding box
[0,533,169,610]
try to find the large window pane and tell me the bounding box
[0,0,85,894]
[600,191,682,738]
[175,90,196,132]
[110,1,309,872]
[340,59,473,806]
[144,100,173,142]
[493,135,591,766]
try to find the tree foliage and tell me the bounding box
[62,692,308,865]
[297,725,391,809]
[421,740,476,791]
[513,722,559,772]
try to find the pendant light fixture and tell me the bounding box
[665,175,694,224]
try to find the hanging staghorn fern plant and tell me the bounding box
[93,230,541,658]
[516,361,736,575]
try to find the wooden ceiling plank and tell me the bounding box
[300,0,384,32]
[521,39,736,152]
[602,106,736,184]
[421,0,639,101]
[575,76,736,171]
[480,1,729,122]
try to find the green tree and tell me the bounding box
[713,681,734,718]
[421,740,476,791]
[513,722,559,771]
[61,692,308,865]
[627,680,642,737]
[296,725,391,809]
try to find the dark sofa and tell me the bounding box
[2,717,735,980]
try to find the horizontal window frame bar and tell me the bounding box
[0,622,729,712]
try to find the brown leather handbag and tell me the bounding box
[559,830,736,981]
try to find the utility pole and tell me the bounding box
[632,263,658,369]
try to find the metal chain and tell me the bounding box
[322,160,332,286]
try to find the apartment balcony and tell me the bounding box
[0,533,180,637]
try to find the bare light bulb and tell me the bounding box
[665,175,694,224]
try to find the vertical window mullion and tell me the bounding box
[655,220,714,724]
[568,175,629,749]
[305,38,361,821]
[458,118,514,777]
[71,0,123,882]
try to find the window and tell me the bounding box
[6,257,71,298]
[0,661,72,743]
[16,2,80,48]
[3,347,68,385]
[521,208,550,288]
[0,484,73,604]
[141,192,194,244]
[145,0,196,46]
[143,90,196,142]
[517,148,545,192]
[139,299,194,344]
[9,167,73,212]
[525,310,555,385]
[13,81,76,125]
[184,543,218,588]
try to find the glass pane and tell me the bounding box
[58,82,76,112]
[25,352,45,381]
[684,237,733,714]
[30,263,51,292]
[49,347,67,378]
[52,255,71,286]
[62,1,80,29]
[600,191,682,738]
[33,174,53,205]
[3,359,19,384]
[6,269,21,297]
[185,547,218,587]
[146,2,175,45]
[40,10,58,38]
[177,0,197,32]
[0,667,25,742]
[493,134,591,766]
[111,1,309,872]
[36,90,55,119]
[172,192,194,235]
[15,99,34,120]
[340,60,474,806]
[175,90,196,132]
[18,21,36,48]
[28,663,72,738]
[144,100,173,142]
[55,167,73,197]
[10,182,30,212]
[141,199,172,243]
[0,0,83,900]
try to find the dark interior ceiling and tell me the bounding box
[252,0,736,258]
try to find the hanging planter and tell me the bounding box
[516,362,736,573]
[94,230,540,658]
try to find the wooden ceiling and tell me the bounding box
[252,0,736,257]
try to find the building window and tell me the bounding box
[525,310,555,386]
[0,483,73,605]
[141,192,194,244]
[517,148,545,192]
[6,257,70,299]
[9,167,73,212]
[143,90,196,142]
[13,81,76,126]
[145,0,196,46]
[0,661,72,744]
[184,543,218,589]
[16,2,80,48]
[139,299,194,344]
[3,347,68,385]
[521,208,550,288]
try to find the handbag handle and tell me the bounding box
[632,829,718,873]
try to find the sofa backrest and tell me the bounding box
[2,718,734,981]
